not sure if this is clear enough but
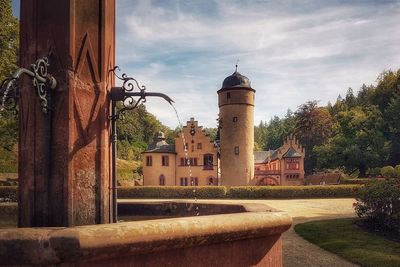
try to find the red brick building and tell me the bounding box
[254,135,305,186]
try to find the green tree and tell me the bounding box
[255,110,296,151]
[203,127,217,141]
[0,0,19,172]
[315,106,387,177]
[370,70,400,113]
[0,0,19,81]
[254,120,267,150]
[344,88,357,108]
[294,101,334,174]
[116,103,172,160]
[385,92,400,165]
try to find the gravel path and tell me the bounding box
[211,199,360,267]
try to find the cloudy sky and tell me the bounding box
[12,0,400,128]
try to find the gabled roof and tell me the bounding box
[254,150,273,163]
[270,150,279,161]
[282,147,301,158]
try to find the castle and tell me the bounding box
[142,119,218,186]
[142,69,305,186]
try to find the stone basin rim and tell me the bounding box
[0,205,291,265]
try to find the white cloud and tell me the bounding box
[116,0,400,128]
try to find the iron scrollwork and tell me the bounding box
[0,57,57,116]
[31,57,57,114]
[0,77,19,115]
[109,66,147,120]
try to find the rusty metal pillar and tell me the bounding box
[18,0,115,227]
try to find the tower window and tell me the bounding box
[197,143,202,149]
[234,146,239,155]
[146,156,152,166]
[233,116,238,122]
[227,92,231,99]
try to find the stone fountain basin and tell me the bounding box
[0,202,291,266]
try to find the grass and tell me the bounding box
[295,218,400,267]
[116,158,141,180]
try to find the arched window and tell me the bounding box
[159,174,165,186]
[208,177,214,185]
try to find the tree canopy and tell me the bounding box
[254,69,400,176]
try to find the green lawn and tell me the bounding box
[295,218,400,267]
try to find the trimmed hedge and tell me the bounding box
[226,185,361,199]
[1,185,361,201]
[340,178,371,185]
[118,185,360,199]
[118,186,227,199]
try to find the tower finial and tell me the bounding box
[235,59,239,72]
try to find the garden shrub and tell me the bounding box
[1,184,361,201]
[340,178,370,185]
[366,167,381,177]
[354,179,400,234]
[395,165,400,178]
[226,185,360,199]
[118,186,227,199]
[381,166,396,178]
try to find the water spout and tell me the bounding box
[142,92,174,105]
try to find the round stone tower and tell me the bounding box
[218,68,255,186]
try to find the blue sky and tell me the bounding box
[12,0,400,128]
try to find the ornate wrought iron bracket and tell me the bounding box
[108,66,173,121]
[0,57,57,115]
